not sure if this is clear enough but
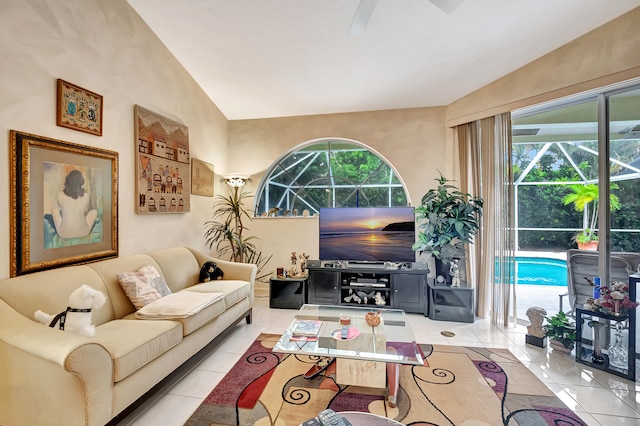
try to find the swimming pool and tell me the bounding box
[515,256,567,286]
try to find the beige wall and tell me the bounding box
[0,0,228,279]
[447,6,640,126]
[229,107,450,204]
[228,107,450,278]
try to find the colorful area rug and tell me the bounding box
[185,333,585,425]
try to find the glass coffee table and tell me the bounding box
[273,304,424,406]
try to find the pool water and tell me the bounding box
[515,257,567,287]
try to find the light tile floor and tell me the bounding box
[516,283,567,319]
[117,296,640,426]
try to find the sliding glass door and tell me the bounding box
[511,82,640,321]
[608,87,640,254]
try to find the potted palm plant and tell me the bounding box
[561,183,620,250]
[203,184,272,281]
[543,311,576,354]
[412,173,483,284]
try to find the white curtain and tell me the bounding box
[456,113,516,326]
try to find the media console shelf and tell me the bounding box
[307,266,427,314]
[341,270,391,308]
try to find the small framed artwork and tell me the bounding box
[9,130,118,277]
[135,105,191,214]
[191,158,214,197]
[56,79,103,136]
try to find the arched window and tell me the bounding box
[255,138,409,216]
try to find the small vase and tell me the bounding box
[608,322,628,371]
[365,311,381,327]
[590,322,606,364]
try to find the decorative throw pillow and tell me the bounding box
[138,265,172,296]
[116,265,172,310]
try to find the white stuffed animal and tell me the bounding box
[34,284,107,337]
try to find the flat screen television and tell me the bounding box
[319,207,416,263]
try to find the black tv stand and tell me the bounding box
[307,265,427,314]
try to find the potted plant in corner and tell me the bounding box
[543,311,576,354]
[203,183,272,281]
[412,173,483,285]
[561,183,620,250]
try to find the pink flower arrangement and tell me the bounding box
[594,281,639,314]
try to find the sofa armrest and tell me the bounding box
[0,299,113,426]
[187,248,257,284]
[187,248,258,307]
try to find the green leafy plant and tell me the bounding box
[542,311,576,350]
[412,173,483,265]
[203,186,272,281]
[573,229,598,244]
[561,183,620,244]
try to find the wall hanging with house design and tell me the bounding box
[134,105,190,214]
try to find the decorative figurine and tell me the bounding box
[344,290,362,304]
[288,251,298,276]
[583,297,598,311]
[525,306,547,348]
[267,207,280,217]
[374,291,386,306]
[526,307,546,338]
[356,290,375,304]
[450,259,461,287]
[299,252,309,275]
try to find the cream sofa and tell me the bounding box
[0,247,256,426]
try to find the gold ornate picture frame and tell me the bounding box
[10,130,118,276]
[56,79,103,136]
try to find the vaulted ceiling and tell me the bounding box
[127,0,640,120]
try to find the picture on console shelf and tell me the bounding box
[319,207,415,263]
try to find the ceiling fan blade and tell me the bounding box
[428,0,464,14]
[349,0,378,36]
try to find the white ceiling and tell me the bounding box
[126,0,640,120]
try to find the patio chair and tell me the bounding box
[560,249,640,315]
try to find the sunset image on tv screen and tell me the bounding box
[319,207,415,262]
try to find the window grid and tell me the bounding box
[255,139,408,216]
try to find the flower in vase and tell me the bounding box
[621,295,640,310]
[595,281,639,314]
[611,281,629,292]
[598,296,615,311]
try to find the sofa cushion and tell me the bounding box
[148,247,201,292]
[184,280,250,309]
[93,319,182,382]
[116,265,172,309]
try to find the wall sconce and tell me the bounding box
[222,173,252,187]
